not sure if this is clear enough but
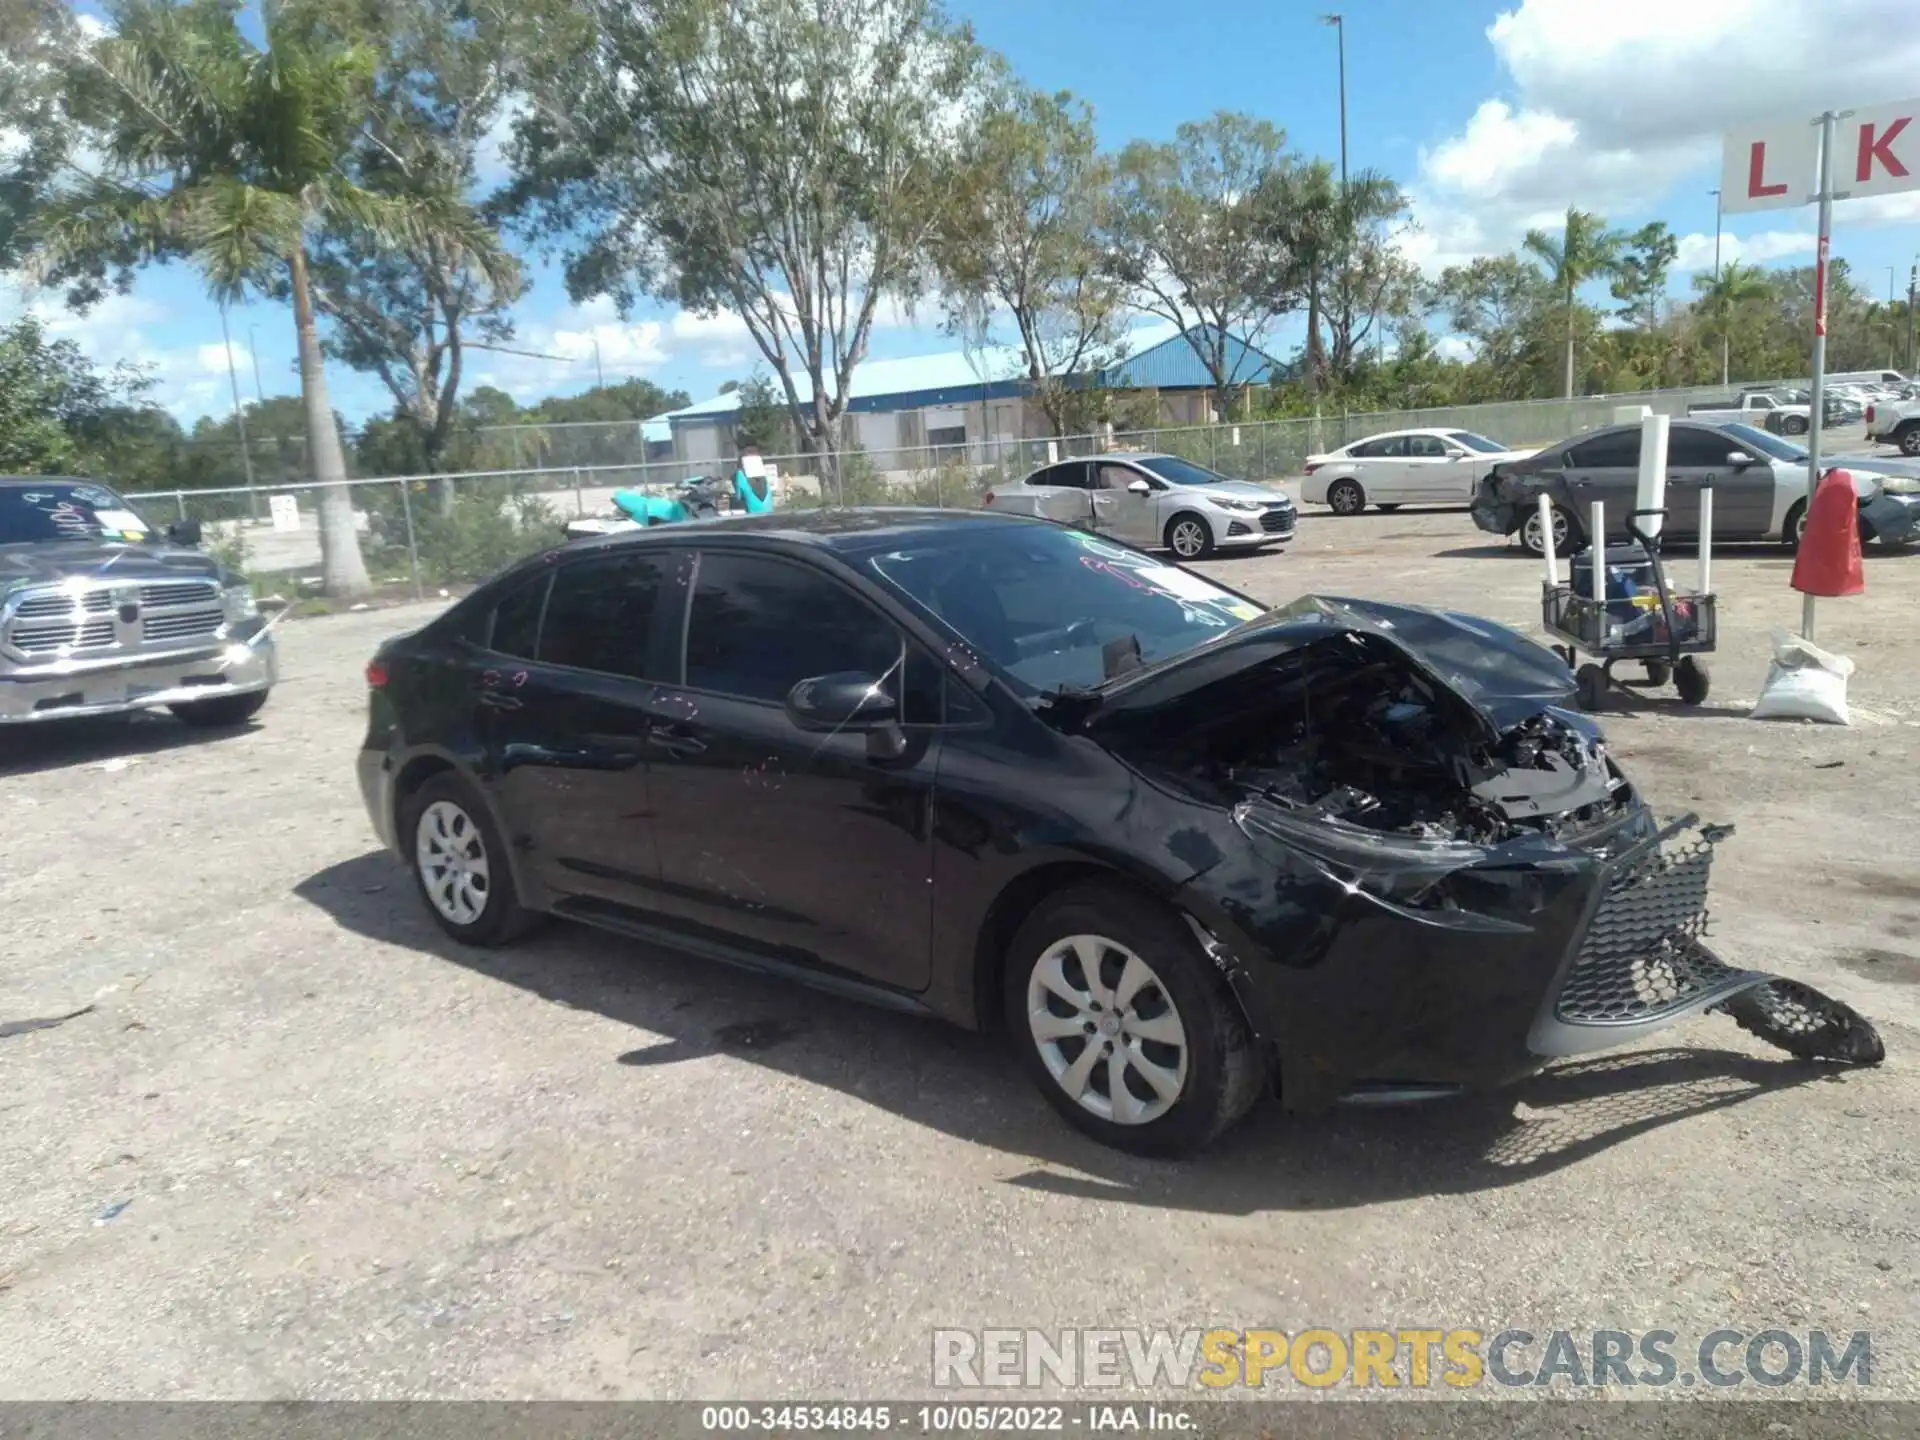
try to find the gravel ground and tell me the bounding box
[2,494,1917,1406]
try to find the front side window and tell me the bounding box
[1567,431,1640,468]
[1407,434,1447,458]
[1097,464,1146,491]
[683,552,902,704]
[537,554,668,679]
[1668,427,1737,468]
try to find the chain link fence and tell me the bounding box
[133,378,1804,598]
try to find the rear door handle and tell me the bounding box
[477,690,522,712]
[647,722,707,757]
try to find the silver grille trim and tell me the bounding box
[1,577,227,664]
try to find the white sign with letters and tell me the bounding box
[269,494,301,532]
[1722,98,1919,213]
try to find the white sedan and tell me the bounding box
[1302,428,1538,515]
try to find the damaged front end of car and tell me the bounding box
[1075,595,1885,1110]
[1471,467,1538,537]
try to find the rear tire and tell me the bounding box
[402,773,543,947]
[1898,424,1920,457]
[1783,415,1809,436]
[1782,499,1807,551]
[169,690,268,727]
[1326,478,1365,515]
[1004,884,1264,1158]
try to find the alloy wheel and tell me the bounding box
[1169,519,1208,558]
[1523,505,1569,555]
[1328,481,1364,515]
[416,799,491,926]
[1026,934,1190,1125]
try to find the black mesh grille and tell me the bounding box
[1555,830,1745,1024]
[1259,508,1295,534]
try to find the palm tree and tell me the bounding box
[1691,261,1772,386]
[1523,206,1628,399]
[29,0,514,596]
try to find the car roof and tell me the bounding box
[1041,452,1174,465]
[568,504,1044,557]
[1,475,99,486]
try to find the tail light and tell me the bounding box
[1866,404,1876,425]
[982,490,995,506]
[365,659,390,689]
[1302,462,1321,476]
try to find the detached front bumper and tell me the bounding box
[0,632,277,724]
[1182,811,1881,1111]
[1861,492,1920,546]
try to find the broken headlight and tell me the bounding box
[222,583,259,622]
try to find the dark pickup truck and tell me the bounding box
[0,477,276,727]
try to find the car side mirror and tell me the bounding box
[1126,478,1152,496]
[1446,450,1469,461]
[784,671,898,732]
[167,518,203,547]
[1726,450,1755,469]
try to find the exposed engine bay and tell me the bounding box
[1103,631,1633,845]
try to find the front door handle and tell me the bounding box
[647,722,707,757]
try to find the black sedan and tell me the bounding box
[357,510,1880,1155]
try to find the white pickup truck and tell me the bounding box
[1685,390,1812,434]
[1866,396,1920,456]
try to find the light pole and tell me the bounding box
[1890,267,1899,370]
[246,323,266,403]
[219,307,261,519]
[1709,188,1722,281]
[591,335,606,390]
[1320,14,1347,193]
[1908,257,1918,374]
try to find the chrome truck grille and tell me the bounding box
[1,579,225,662]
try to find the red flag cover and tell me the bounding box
[1791,469,1865,597]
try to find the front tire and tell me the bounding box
[1004,884,1264,1157]
[1521,503,1580,556]
[1898,423,1920,458]
[169,690,268,727]
[1675,656,1711,705]
[402,773,542,946]
[1782,499,1807,551]
[1164,513,1215,560]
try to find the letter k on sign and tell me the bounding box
[1853,110,1915,195]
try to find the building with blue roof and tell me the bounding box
[650,323,1284,468]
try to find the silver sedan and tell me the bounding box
[982,452,1295,559]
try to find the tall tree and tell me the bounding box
[1105,112,1304,418]
[1313,171,1416,384]
[1522,206,1628,398]
[1691,260,1772,386]
[506,0,986,489]
[0,314,153,473]
[932,83,1123,436]
[27,0,506,595]
[1429,254,1559,398]
[1610,221,1678,332]
[296,0,525,500]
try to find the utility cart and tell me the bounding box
[1537,493,1719,711]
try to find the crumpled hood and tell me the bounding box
[1076,594,1576,744]
[0,541,225,593]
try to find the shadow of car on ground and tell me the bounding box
[0,711,260,778]
[295,851,1859,1216]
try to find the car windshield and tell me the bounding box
[867,524,1262,695]
[1722,422,1805,462]
[0,482,154,545]
[1444,431,1509,453]
[1135,455,1234,487]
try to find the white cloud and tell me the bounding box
[1407,0,1920,274]
[1672,229,1818,272]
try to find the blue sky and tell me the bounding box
[8,0,1920,428]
